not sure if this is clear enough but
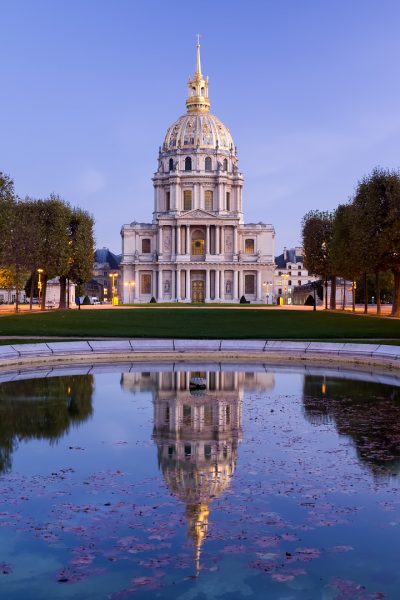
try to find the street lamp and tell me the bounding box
[262,280,272,304]
[37,268,44,303]
[109,272,118,304]
[282,274,289,305]
[124,280,135,304]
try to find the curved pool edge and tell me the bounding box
[0,339,399,373]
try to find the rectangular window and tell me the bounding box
[245,239,254,254]
[142,238,151,253]
[226,191,230,211]
[245,274,255,294]
[205,190,213,211]
[141,273,152,294]
[166,191,170,211]
[183,190,192,211]
[298,280,301,286]
[288,280,292,286]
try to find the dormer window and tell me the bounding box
[185,157,192,171]
[169,158,174,171]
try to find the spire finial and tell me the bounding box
[196,34,202,77]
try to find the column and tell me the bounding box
[186,270,191,302]
[205,269,210,302]
[176,225,181,254]
[257,270,262,301]
[158,226,163,254]
[215,269,220,300]
[233,269,238,300]
[177,268,181,301]
[206,225,210,255]
[134,269,139,301]
[157,269,163,302]
[221,227,225,255]
[171,270,176,301]
[215,226,220,256]
[220,270,225,301]
[186,225,190,255]
[239,270,243,299]
[233,226,238,255]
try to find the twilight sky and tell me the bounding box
[1,0,400,255]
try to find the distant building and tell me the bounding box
[45,277,76,307]
[93,248,122,301]
[274,246,318,305]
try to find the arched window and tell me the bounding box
[223,158,228,171]
[169,158,174,171]
[245,239,255,254]
[245,274,255,294]
[191,229,205,255]
[185,157,192,171]
[205,190,213,211]
[226,191,231,211]
[205,156,212,171]
[142,239,151,254]
[192,87,196,96]
[201,87,205,96]
[183,190,192,211]
[166,191,170,211]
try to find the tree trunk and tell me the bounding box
[41,277,47,311]
[324,278,328,310]
[342,279,346,310]
[330,276,336,310]
[59,275,67,309]
[364,272,368,314]
[29,270,34,311]
[375,271,381,315]
[391,268,400,317]
[15,266,19,314]
[352,281,356,312]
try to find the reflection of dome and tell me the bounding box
[163,113,234,152]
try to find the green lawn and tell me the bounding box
[0,308,399,341]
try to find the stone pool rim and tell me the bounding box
[0,339,399,372]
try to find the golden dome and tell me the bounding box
[163,113,234,152]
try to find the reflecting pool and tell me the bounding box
[0,363,399,599]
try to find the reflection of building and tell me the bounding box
[121,40,275,304]
[121,368,274,574]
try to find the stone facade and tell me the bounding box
[274,246,318,305]
[121,41,275,303]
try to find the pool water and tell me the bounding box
[0,364,399,599]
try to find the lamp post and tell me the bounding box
[282,274,289,305]
[109,272,118,304]
[37,268,44,304]
[124,280,134,304]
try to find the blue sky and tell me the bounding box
[1,0,400,254]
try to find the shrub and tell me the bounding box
[240,295,249,304]
[150,296,157,303]
[82,296,91,305]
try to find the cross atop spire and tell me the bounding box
[186,36,210,113]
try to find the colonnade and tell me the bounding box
[158,224,238,256]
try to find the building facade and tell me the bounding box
[121,41,275,303]
[92,248,122,302]
[274,246,318,305]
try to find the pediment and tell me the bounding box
[184,209,215,219]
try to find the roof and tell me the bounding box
[275,249,303,269]
[94,248,122,269]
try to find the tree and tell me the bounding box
[330,203,362,311]
[59,208,95,309]
[0,173,16,261]
[302,210,334,309]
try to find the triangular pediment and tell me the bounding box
[184,209,215,219]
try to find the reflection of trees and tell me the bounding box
[0,375,94,474]
[303,376,400,477]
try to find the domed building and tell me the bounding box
[121,40,275,303]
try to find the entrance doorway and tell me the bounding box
[192,280,205,303]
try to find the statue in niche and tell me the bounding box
[225,235,232,251]
[163,235,171,252]
[134,249,139,260]
[174,160,179,171]
[164,280,170,292]
[238,250,242,262]
[226,280,232,294]
[257,250,261,261]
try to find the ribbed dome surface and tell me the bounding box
[163,113,234,151]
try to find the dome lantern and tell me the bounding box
[186,35,211,114]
